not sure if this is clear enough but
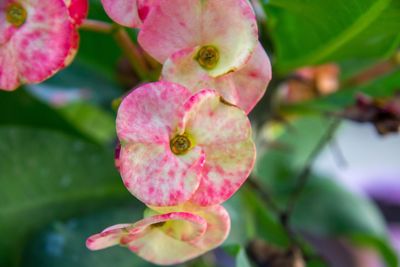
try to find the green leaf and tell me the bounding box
[255,115,333,195]
[21,205,155,267]
[0,90,85,140]
[292,177,398,267]
[58,102,116,145]
[0,127,131,266]
[241,188,290,247]
[263,0,400,72]
[223,244,252,267]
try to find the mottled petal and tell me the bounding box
[117,81,192,144]
[139,0,257,76]
[86,224,132,250]
[179,89,252,146]
[119,142,204,206]
[64,0,89,26]
[101,0,142,27]
[224,43,271,113]
[162,43,271,113]
[0,43,18,91]
[191,139,256,206]
[128,207,230,265]
[12,0,74,84]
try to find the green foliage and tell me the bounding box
[58,102,116,145]
[255,115,398,267]
[263,0,400,72]
[0,127,131,266]
[21,205,155,267]
[223,244,252,267]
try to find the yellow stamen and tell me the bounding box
[170,135,191,155]
[6,3,27,27]
[196,45,219,70]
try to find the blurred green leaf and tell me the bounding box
[241,188,290,247]
[0,127,130,266]
[58,102,116,145]
[292,177,398,267]
[223,244,252,267]
[255,115,333,196]
[44,60,123,105]
[223,190,255,245]
[0,90,85,140]
[263,0,400,72]
[21,205,154,267]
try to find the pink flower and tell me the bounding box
[0,0,88,91]
[116,81,255,207]
[101,0,155,28]
[138,0,258,77]
[86,204,230,265]
[162,43,272,114]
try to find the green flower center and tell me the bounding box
[170,135,191,155]
[196,45,219,70]
[6,3,27,27]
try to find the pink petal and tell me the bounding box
[87,206,230,265]
[191,139,256,206]
[138,0,258,76]
[0,43,18,91]
[116,81,192,144]
[179,89,252,146]
[10,0,75,85]
[64,0,88,26]
[86,224,132,250]
[128,206,230,265]
[119,142,204,206]
[101,0,142,28]
[223,43,271,113]
[162,43,271,113]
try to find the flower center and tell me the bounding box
[196,45,219,70]
[170,135,191,155]
[6,3,27,27]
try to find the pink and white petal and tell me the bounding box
[101,0,142,28]
[138,0,202,63]
[201,0,258,77]
[63,29,80,67]
[137,0,157,22]
[119,142,204,206]
[127,207,230,265]
[13,0,74,84]
[86,224,132,250]
[0,43,19,91]
[227,43,272,113]
[125,212,207,244]
[117,81,192,144]
[191,138,256,206]
[64,0,89,26]
[180,90,252,146]
[161,47,240,107]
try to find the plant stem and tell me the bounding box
[283,117,341,228]
[113,28,151,80]
[80,19,151,81]
[80,19,114,34]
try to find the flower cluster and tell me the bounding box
[0,0,88,91]
[87,0,271,265]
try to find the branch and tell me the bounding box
[80,19,152,81]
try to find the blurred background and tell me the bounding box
[1,0,400,266]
